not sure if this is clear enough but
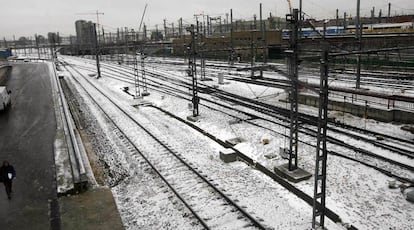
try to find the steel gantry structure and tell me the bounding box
[286,9,300,171]
[133,52,141,98]
[284,8,331,229]
[312,45,330,229]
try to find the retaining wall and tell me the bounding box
[0,65,12,84]
[299,94,414,124]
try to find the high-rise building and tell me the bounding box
[75,20,95,48]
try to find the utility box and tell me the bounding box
[219,149,237,163]
[218,73,224,84]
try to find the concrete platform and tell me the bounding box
[219,149,238,163]
[187,115,199,122]
[274,163,312,183]
[60,187,123,230]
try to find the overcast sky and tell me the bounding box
[1,0,414,39]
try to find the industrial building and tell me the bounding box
[75,20,95,53]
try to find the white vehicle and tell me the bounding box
[0,86,11,111]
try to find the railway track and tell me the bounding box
[61,56,414,182]
[60,60,268,230]
[60,58,362,229]
[69,57,413,150]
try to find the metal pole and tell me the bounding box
[260,3,266,65]
[172,23,175,38]
[388,3,391,21]
[141,52,149,95]
[219,16,222,33]
[254,14,257,30]
[299,0,303,38]
[102,27,106,45]
[164,19,167,40]
[206,15,210,35]
[344,12,347,30]
[35,34,40,60]
[93,23,102,78]
[260,4,263,33]
[226,13,229,32]
[143,24,147,41]
[371,7,375,24]
[356,0,361,89]
[179,18,183,38]
[250,31,255,78]
[124,27,129,63]
[230,9,234,65]
[336,9,339,28]
[117,28,121,64]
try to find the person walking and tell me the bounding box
[0,161,16,200]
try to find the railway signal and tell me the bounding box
[140,52,149,96]
[274,7,311,202]
[186,24,200,119]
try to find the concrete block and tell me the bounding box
[220,149,238,163]
[218,73,224,84]
[200,77,213,81]
[388,180,398,189]
[228,118,242,125]
[187,115,199,122]
[274,163,312,183]
[131,100,152,107]
[225,137,245,146]
[264,153,277,159]
[407,190,414,202]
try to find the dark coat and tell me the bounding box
[0,165,16,182]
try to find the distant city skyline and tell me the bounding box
[1,0,414,39]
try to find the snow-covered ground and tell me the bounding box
[59,55,414,230]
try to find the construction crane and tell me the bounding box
[287,0,293,14]
[76,10,104,37]
[138,4,148,36]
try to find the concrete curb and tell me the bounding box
[49,61,88,195]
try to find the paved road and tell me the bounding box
[0,63,57,229]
